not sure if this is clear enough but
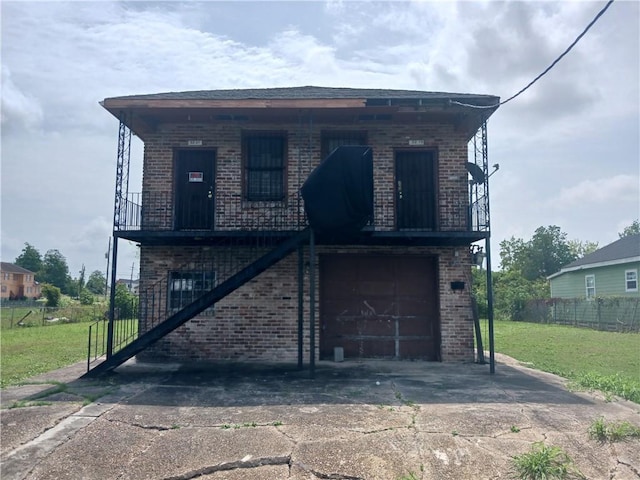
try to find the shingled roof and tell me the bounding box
[548,234,640,278]
[102,86,500,140]
[0,262,37,275]
[106,86,499,103]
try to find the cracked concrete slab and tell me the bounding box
[1,356,639,480]
[0,403,81,456]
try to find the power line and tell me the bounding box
[450,0,615,110]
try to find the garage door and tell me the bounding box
[320,255,440,360]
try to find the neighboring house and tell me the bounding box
[548,234,640,299]
[0,262,41,300]
[91,86,500,374]
[116,278,139,295]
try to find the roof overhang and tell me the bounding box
[547,256,640,280]
[100,89,499,141]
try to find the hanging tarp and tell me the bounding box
[301,145,373,232]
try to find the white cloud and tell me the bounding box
[554,175,639,206]
[1,67,44,131]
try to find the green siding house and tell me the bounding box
[548,234,640,299]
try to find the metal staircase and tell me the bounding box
[84,228,309,377]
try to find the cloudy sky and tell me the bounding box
[1,0,638,280]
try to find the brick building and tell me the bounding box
[89,87,499,375]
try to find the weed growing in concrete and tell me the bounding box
[398,472,419,480]
[272,421,283,427]
[511,426,521,433]
[9,400,52,409]
[588,416,640,442]
[511,442,584,479]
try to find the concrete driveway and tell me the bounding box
[1,355,639,480]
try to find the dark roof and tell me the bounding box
[106,86,499,104]
[0,262,37,275]
[563,234,640,269]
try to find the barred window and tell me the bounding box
[321,131,367,160]
[169,271,216,313]
[244,133,286,201]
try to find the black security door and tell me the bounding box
[175,150,216,230]
[396,151,436,230]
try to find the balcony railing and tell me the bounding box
[115,190,483,234]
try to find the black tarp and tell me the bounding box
[301,145,373,232]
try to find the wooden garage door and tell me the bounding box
[320,255,439,360]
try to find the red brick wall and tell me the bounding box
[138,119,476,363]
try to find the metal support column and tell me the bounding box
[297,245,304,370]
[481,121,496,374]
[107,112,131,360]
[106,237,118,358]
[485,239,496,374]
[309,229,316,379]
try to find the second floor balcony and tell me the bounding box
[114,188,489,247]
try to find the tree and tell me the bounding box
[14,243,42,274]
[39,249,71,293]
[86,270,107,295]
[492,270,549,320]
[619,220,640,238]
[113,283,138,319]
[568,239,599,260]
[77,264,86,297]
[499,226,577,280]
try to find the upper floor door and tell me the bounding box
[174,150,216,230]
[395,151,437,230]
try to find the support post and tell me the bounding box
[481,120,496,374]
[297,245,304,370]
[106,237,119,359]
[309,229,316,379]
[485,238,495,374]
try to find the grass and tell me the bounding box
[493,320,640,403]
[511,442,584,480]
[1,322,91,387]
[588,416,640,442]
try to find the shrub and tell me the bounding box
[40,284,61,307]
[79,289,94,305]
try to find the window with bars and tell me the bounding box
[169,271,216,314]
[321,131,367,160]
[244,133,286,201]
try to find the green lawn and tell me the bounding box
[494,320,640,402]
[1,322,91,387]
[2,318,639,402]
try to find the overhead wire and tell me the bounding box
[450,0,615,110]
